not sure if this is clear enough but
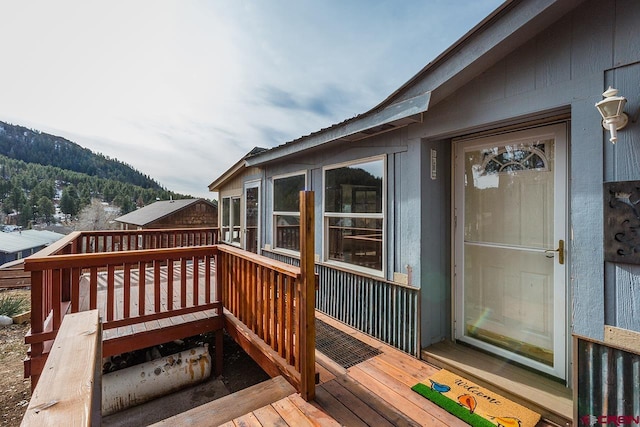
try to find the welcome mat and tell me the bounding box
[315,319,382,368]
[412,370,540,427]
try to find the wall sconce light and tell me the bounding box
[595,86,628,144]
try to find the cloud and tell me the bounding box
[260,85,343,118]
[0,0,503,201]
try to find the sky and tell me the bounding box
[0,0,502,200]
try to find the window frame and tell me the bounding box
[221,194,242,247]
[272,171,307,255]
[322,156,386,277]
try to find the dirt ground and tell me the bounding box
[0,289,269,427]
[0,290,31,427]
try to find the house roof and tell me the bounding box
[0,230,65,254]
[208,147,267,192]
[115,199,215,227]
[244,0,584,167]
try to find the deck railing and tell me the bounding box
[217,192,316,400]
[24,201,316,401]
[218,245,302,378]
[24,228,223,386]
[41,227,220,255]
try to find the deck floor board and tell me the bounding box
[221,311,562,427]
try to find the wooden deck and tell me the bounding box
[22,226,569,426]
[79,261,217,338]
[311,313,562,427]
[31,269,567,426]
[423,341,572,425]
[77,260,223,359]
[162,311,564,427]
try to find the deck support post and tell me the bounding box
[299,191,316,401]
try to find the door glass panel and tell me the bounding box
[221,198,230,242]
[463,139,555,366]
[245,186,259,253]
[231,197,241,244]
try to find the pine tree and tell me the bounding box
[60,185,80,217]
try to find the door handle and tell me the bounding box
[545,239,564,265]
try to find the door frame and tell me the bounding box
[452,122,569,380]
[243,180,261,253]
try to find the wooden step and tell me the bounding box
[422,341,572,427]
[149,375,296,427]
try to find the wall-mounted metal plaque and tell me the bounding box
[604,181,640,264]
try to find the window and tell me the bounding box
[273,173,306,252]
[324,158,384,273]
[221,196,241,245]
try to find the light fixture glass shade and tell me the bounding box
[595,86,628,144]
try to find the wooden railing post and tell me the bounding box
[299,191,315,401]
[27,270,44,389]
[22,310,102,426]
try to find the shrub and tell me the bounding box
[0,294,28,317]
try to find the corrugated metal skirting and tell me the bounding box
[577,338,640,419]
[264,251,420,356]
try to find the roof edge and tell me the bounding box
[245,91,430,166]
[209,147,267,191]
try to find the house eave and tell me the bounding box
[389,0,586,108]
[245,0,585,168]
[208,159,248,192]
[245,91,429,167]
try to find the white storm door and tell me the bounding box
[454,124,567,379]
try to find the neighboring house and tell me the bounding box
[115,199,218,230]
[0,230,64,264]
[210,0,640,420]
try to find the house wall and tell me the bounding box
[252,0,640,363]
[403,0,640,415]
[261,128,420,285]
[409,0,640,344]
[216,167,263,246]
[146,201,218,229]
[257,128,424,355]
[0,246,44,264]
[419,139,451,346]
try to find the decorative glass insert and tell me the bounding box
[481,142,550,174]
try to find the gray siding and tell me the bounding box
[407,0,640,342]
[420,139,451,346]
[604,61,640,333]
[264,250,420,356]
[261,127,421,285]
[577,338,640,418]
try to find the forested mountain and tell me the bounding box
[0,121,159,188]
[0,121,196,228]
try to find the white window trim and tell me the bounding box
[221,194,242,247]
[322,155,386,278]
[243,180,261,253]
[272,170,307,254]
